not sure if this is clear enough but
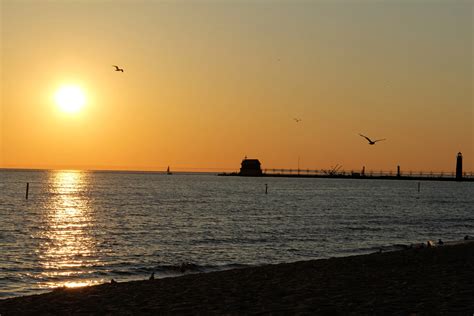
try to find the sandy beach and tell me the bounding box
[1,241,473,315]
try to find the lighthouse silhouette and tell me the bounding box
[456,152,463,181]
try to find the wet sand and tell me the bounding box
[1,241,473,315]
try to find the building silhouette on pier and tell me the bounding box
[239,159,263,176]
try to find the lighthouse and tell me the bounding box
[456,152,463,181]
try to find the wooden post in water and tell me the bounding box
[417,182,421,193]
[265,184,268,194]
[26,182,29,200]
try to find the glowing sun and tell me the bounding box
[54,85,86,113]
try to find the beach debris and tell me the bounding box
[410,243,426,249]
[179,262,198,273]
[53,286,67,292]
[149,272,155,280]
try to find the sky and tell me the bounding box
[0,0,472,173]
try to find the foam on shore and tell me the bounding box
[1,240,473,315]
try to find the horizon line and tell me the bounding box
[1,166,472,175]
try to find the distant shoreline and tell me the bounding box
[1,241,473,314]
[0,168,220,176]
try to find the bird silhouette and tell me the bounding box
[113,65,124,72]
[359,133,386,145]
[294,118,302,123]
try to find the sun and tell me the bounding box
[54,85,86,113]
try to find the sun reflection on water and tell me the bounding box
[37,170,101,289]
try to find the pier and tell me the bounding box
[221,168,474,181]
[259,168,474,181]
[219,156,474,181]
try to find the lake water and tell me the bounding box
[0,169,472,298]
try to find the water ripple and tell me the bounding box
[0,170,472,298]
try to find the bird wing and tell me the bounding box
[112,65,119,70]
[359,133,373,142]
[374,138,386,142]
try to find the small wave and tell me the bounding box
[0,276,24,283]
[110,270,135,276]
[362,241,456,254]
[150,262,248,274]
[104,263,249,280]
[344,243,412,255]
[345,225,386,232]
[374,244,412,252]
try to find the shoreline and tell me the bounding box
[1,240,473,315]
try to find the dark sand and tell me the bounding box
[1,242,473,315]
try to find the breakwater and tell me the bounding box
[220,169,474,181]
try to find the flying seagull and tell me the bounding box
[294,118,302,123]
[113,65,124,72]
[359,133,386,145]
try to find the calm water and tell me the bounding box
[0,170,473,298]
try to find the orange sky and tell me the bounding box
[1,1,472,172]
